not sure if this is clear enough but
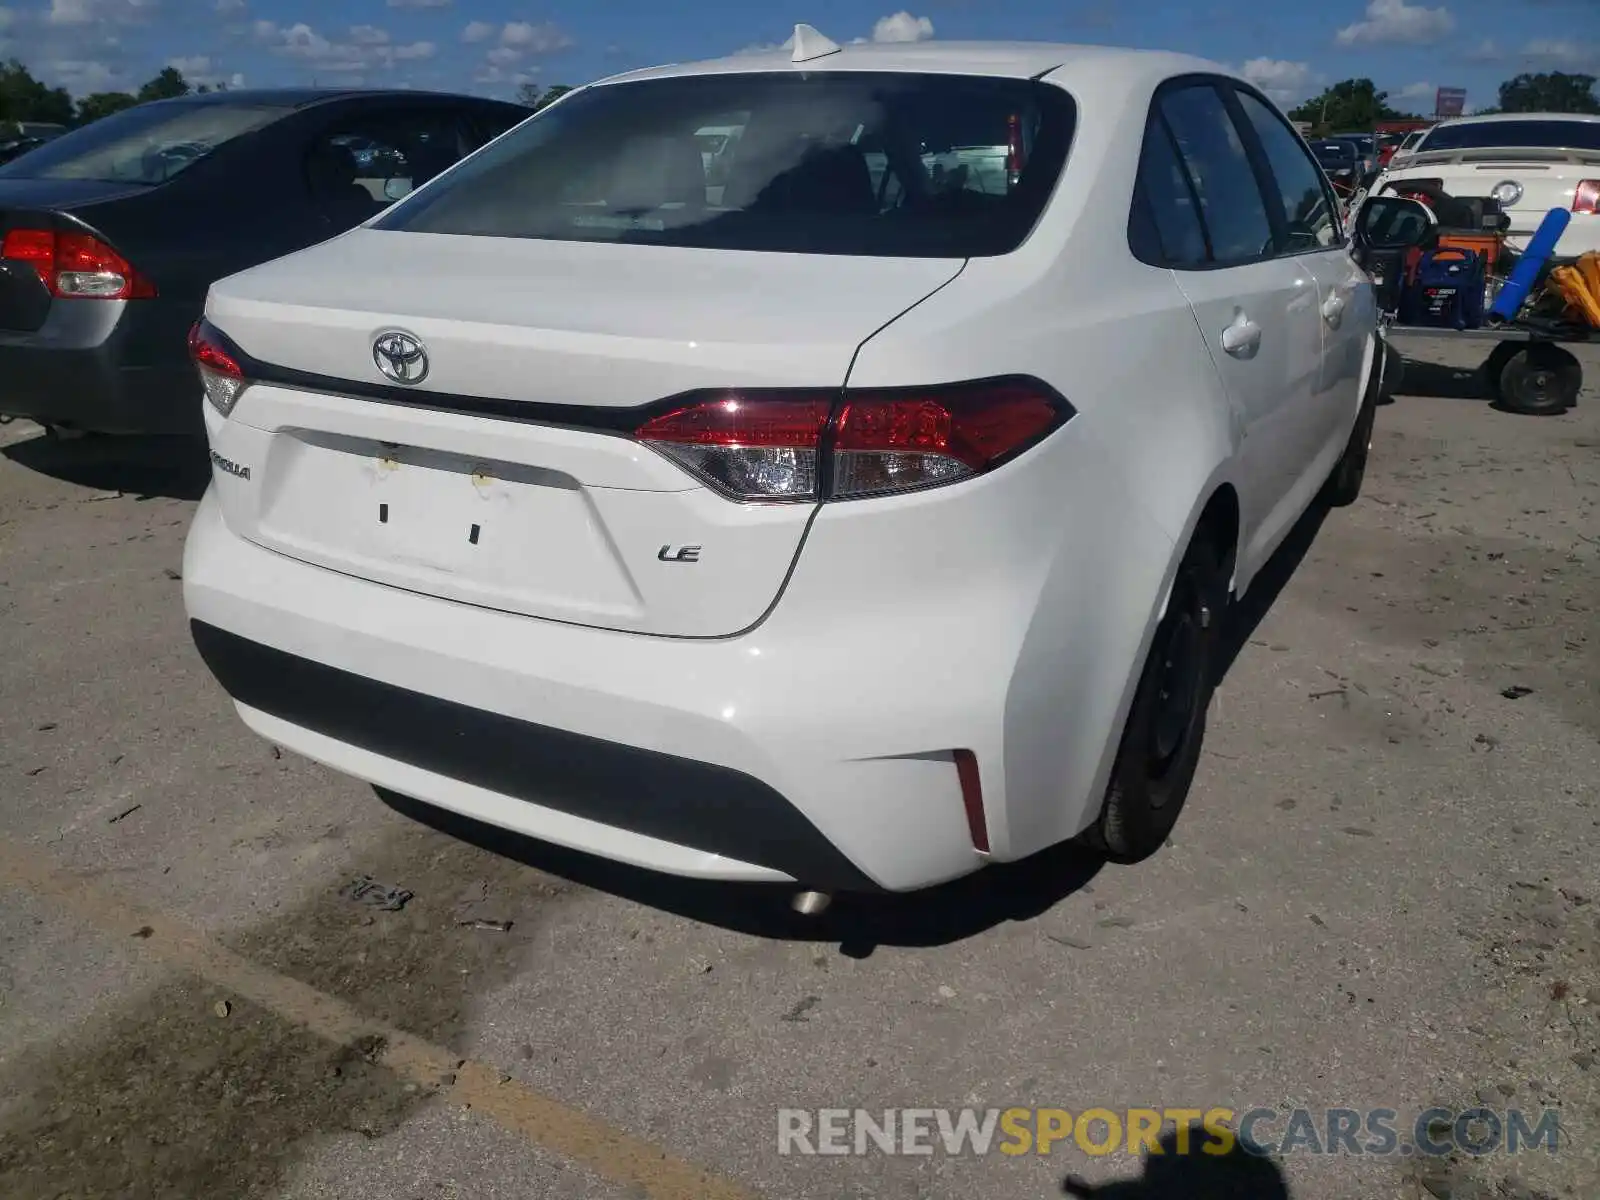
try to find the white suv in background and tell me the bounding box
[182,30,1381,895]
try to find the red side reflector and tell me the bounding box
[953,750,989,854]
[1574,180,1600,215]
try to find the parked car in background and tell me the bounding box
[1375,112,1600,256]
[1384,127,1429,168]
[0,88,528,436]
[183,34,1383,896]
[1329,133,1377,178]
[0,136,47,166]
[1311,138,1361,190]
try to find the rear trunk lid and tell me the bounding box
[1384,148,1600,243]
[205,228,963,637]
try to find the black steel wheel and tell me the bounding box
[1086,529,1228,863]
[1494,343,1581,416]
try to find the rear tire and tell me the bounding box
[1087,529,1228,863]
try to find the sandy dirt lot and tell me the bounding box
[0,339,1595,1200]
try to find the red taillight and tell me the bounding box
[634,378,1069,503]
[1574,180,1600,214]
[0,226,156,299]
[188,320,249,417]
[635,394,833,501]
[832,380,1064,499]
[1005,113,1024,188]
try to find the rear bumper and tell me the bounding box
[190,619,881,891]
[1506,215,1600,259]
[0,298,202,435]
[181,491,991,892]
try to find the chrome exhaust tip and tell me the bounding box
[791,890,832,916]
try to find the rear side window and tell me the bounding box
[0,102,282,184]
[376,72,1076,258]
[1234,91,1340,252]
[1156,84,1273,266]
[306,110,473,230]
[1130,114,1209,267]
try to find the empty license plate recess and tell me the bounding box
[251,430,643,618]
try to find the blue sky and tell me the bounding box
[0,0,1596,111]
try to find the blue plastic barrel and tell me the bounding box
[1487,207,1571,323]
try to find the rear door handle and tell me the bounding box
[1322,293,1346,326]
[1221,316,1262,357]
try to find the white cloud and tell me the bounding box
[1464,38,1501,63]
[870,11,934,43]
[500,20,572,53]
[1240,57,1313,102]
[484,45,519,67]
[461,19,494,43]
[1394,80,1435,100]
[1336,0,1454,47]
[1521,39,1600,70]
[44,57,120,90]
[255,21,435,72]
[45,0,155,26]
[167,54,211,74]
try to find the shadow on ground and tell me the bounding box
[1390,356,1492,402]
[1214,498,1329,682]
[1,430,209,502]
[377,787,1102,958]
[1060,1127,1291,1198]
[0,825,574,1199]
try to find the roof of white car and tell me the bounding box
[1435,111,1600,127]
[593,34,1226,87]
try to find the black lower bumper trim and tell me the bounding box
[189,621,877,891]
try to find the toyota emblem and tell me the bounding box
[372,329,429,385]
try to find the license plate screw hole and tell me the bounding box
[378,503,388,525]
[469,524,481,546]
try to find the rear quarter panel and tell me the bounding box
[840,61,1243,855]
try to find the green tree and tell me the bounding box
[0,58,75,126]
[1497,72,1600,115]
[76,91,139,125]
[515,83,573,111]
[136,66,191,103]
[1289,78,1415,135]
[532,84,572,111]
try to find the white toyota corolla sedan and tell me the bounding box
[182,30,1383,895]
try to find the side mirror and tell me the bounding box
[382,177,414,201]
[1352,194,1435,253]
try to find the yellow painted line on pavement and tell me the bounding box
[0,841,757,1200]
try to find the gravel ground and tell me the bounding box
[0,338,1595,1200]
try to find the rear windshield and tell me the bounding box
[376,72,1076,258]
[1419,120,1600,152]
[1312,142,1355,164]
[0,102,284,185]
